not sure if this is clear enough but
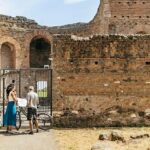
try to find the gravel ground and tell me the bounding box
[54,128,150,150]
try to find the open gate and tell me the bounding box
[0,68,53,125]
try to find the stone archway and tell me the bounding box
[136,31,147,34]
[30,36,51,68]
[25,30,52,68]
[129,25,150,34]
[1,42,15,69]
[0,36,21,69]
[108,24,116,34]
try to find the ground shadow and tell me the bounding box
[0,130,31,136]
[0,129,50,136]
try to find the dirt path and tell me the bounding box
[0,129,60,150]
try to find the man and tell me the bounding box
[26,86,39,134]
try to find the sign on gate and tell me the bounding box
[17,98,27,107]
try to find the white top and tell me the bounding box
[26,91,39,108]
[8,92,14,102]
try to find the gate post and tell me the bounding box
[2,70,5,127]
[50,69,53,116]
[19,69,21,98]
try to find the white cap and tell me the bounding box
[29,86,34,91]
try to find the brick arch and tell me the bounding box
[129,25,149,34]
[136,31,147,34]
[0,36,21,69]
[25,30,52,68]
[25,30,52,50]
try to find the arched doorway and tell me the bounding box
[136,31,147,34]
[109,24,116,34]
[1,42,15,69]
[30,37,51,68]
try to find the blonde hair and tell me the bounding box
[29,86,34,91]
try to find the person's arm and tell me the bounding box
[36,93,39,108]
[37,96,39,105]
[5,96,9,105]
[26,93,29,107]
[11,92,17,102]
[14,90,17,97]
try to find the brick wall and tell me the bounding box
[52,34,150,127]
[52,35,150,113]
[90,0,150,34]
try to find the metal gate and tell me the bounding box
[0,68,53,124]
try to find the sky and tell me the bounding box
[0,0,99,26]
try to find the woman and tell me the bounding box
[4,84,17,132]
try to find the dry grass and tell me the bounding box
[54,128,150,150]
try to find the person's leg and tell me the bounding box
[9,126,12,131]
[6,126,9,132]
[27,108,34,134]
[29,120,33,133]
[5,103,10,132]
[34,119,39,132]
[33,109,39,132]
[7,102,15,132]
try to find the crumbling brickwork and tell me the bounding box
[90,0,150,34]
[0,0,149,70]
[52,35,150,127]
[0,0,149,127]
[47,0,150,35]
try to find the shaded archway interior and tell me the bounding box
[30,37,51,68]
[1,42,15,69]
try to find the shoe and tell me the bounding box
[36,129,39,133]
[6,130,13,134]
[29,131,34,135]
[8,131,14,134]
[6,130,9,134]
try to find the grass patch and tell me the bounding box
[37,91,47,97]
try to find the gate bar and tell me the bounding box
[50,69,53,116]
[2,70,5,127]
[19,69,21,98]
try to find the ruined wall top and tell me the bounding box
[92,0,150,22]
[110,0,150,19]
[0,14,44,30]
[0,13,90,35]
[89,0,150,34]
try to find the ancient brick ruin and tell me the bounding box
[0,0,150,127]
[90,0,150,34]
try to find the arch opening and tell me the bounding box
[1,42,16,69]
[136,31,147,34]
[30,37,51,68]
[109,24,116,34]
